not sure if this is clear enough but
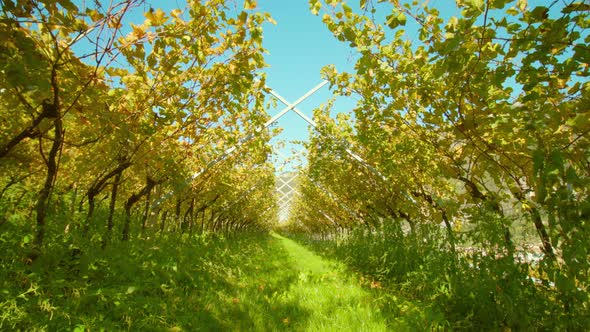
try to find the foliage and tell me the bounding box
[287,0,590,329]
[1,223,409,330]
[0,226,284,330]
[1,0,282,327]
[2,0,589,329]
[1,0,278,247]
[287,222,576,330]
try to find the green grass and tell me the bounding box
[5,224,469,331]
[2,230,402,331]
[270,233,388,331]
[289,226,590,331]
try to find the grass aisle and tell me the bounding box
[269,233,388,331]
[1,232,394,331]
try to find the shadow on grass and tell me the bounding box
[279,234,451,331]
[270,233,390,331]
[0,231,311,331]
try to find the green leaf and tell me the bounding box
[309,0,321,15]
[57,0,78,12]
[465,0,484,11]
[447,16,459,31]
[530,6,549,20]
[506,7,519,16]
[86,8,104,22]
[532,150,544,175]
[73,325,86,332]
[562,2,590,13]
[386,10,406,29]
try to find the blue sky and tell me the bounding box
[256,1,359,173]
[71,0,361,173]
[257,0,451,173]
[71,0,559,173]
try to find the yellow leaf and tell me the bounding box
[370,281,382,289]
[129,24,145,41]
[86,9,104,22]
[145,8,168,26]
[170,9,182,18]
[107,16,121,29]
[244,0,257,10]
